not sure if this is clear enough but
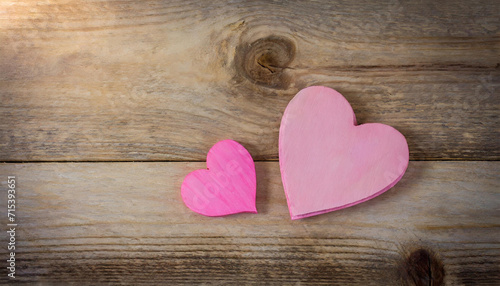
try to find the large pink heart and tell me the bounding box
[279,86,409,220]
[181,140,257,217]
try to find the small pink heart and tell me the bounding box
[279,86,409,220]
[181,140,257,217]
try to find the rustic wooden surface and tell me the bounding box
[0,0,499,161]
[0,162,499,285]
[0,0,499,285]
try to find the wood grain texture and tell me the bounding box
[0,161,498,284]
[1,0,499,161]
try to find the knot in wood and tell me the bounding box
[403,249,445,286]
[236,36,295,89]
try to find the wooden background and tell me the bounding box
[0,0,498,284]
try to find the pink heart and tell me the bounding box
[181,140,257,217]
[279,86,409,220]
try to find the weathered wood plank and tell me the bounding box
[0,161,498,284]
[0,0,499,161]
[0,69,497,161]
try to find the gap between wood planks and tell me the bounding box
[2,159,500,163]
